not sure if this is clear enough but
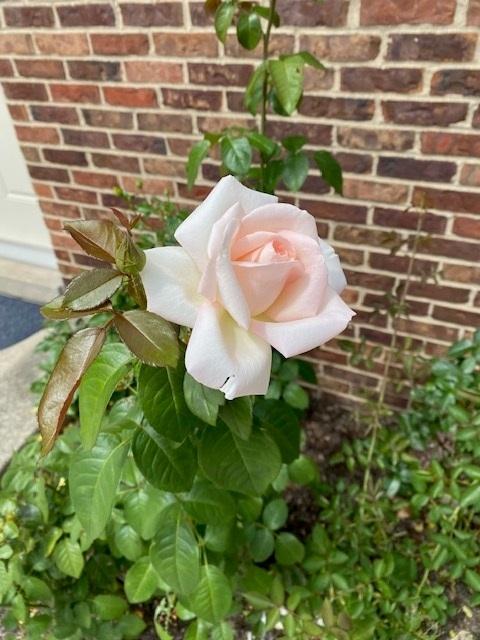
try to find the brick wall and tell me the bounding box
[0,0,479,404]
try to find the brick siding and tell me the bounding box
[0,0,479,404]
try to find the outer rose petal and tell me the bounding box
[319,239,347,293]
[142,246,203,328]
[185,302,272,400]
[251,289,355,358]
[239,203,318,240]
[175,175,277,270]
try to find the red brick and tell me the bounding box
[28,165,70,184]
[15,126,60,145]
[188,63,253,86]
[92,153,140,174]
[121,176,174,195]
[382,101,468,127]
[266,121,332,146]
[125,61,183,83]
[73,171,118,189]
[361,0,456,25]
[468,0,480,25]
[299,34,380,62]
[55,187,98,205]
[414,187,480,217]
[431,70,480,96]
[4,6,54,27]
[460,164,480,187]
[373,207,447,234]
[15,59,65,80]
[0,34,33,55]
[8,105,29,121]
[162,88,222,111]
[33,183,54,199]
[50,84,101,104]
[336,152,373,175]
[433,306,480,327]
[3,82,48,102]
[453,217,480,240]
[189,2,213,26]
[396,318,458,342]
[442,264,480,285]
[143,157,186,178]
[336,247,365,266]
[35,34,89,56]
[421,132,480,158]
[68,61,121,82]
[103,86,158,108]
[91,34,149,56]
[387,34,476,62]
[300,200,368,224]
[57,4,115,26]
[154,33,218,57]
[121,3,183,26]
[112,134,166,155]
[21,147,41,163]
[31,105,78,125]
[303,68,335,92]
[82,109,133,130]
[343,179,408,205]
[377,157,456,183]
[62,129,110,149]
[138,112,192,134]
[43,149,88,167]
[197,116,253,135]
[276,0,348,26]
[299,97,374,121]
[341,68,422,93]
[0,59,13,77]
[337,127,414,152]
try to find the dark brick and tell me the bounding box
[4,6,54,27]
[0,59,14,77]
[55,187,98,205]
[378,157,456,183]
[62,129,110,149]
[43,149,88,167]
[361,0,456,25]
[373,207,447,234]
[15,59,65,80]
[162,88,222,111]
[189,2,213,26]
[433,306,480,327]
[120,3,183,26]
[299,97,374,121]
[3,82,48,102]
[188,63,253,86]
[91,34,149,56]
[138,112,192,133]
[431,70,480,96]
[299,34,380,62]
[266,121,332,146]
[31,105,79,125]
[57,4,115,26]
[300,200,368,224]
[92,153,140,174]
[68,60,121,82]
[342,67,423,93]
[28,165,70,183]
[382,101,468,126]
[413,186,480,217]
[276,0,348,26]
[337,127,414,151]
[336,152,373,175]
[387,34,477,62]
[453,216,480,239]
[83,109,133,130]
[112,134,167,155]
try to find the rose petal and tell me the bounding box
[319,238,347,293]
[175,175,277,269]
[185,302,272,400]
[142,246,203,328]
[251,289,355,358]
[239,203,318,240]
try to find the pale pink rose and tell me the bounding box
[141,176,354,399]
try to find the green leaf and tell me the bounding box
[54,538,84,578]
[288,455,317,485]
[125,557,158,603]
[282,152,309,192]
[115,524,143,561]
[275,533,305,566]
[183,479,236,525]
[118,614,147,639]
[221,136,252,175]
[127,273,147,310]
[138,362,193,441]
[23,576,54,605]
[115,310,179,367]
[211,622,235,640]
[296,51,325,69]
[184,372,224,426]
[124,486,171,540]
[63,268,122,311]
[252,5,280,26]
[93,595,127,621]
[69,434,130,541]
[465,569,480,592]
[187,139,211,190]
[460,484,480,509]
[79,343,132,449]
[186,565,232,624]
[150,503,200,595]
[219,396,253,440]
[282,136,307,154]
[263,498,288,530]
[254,400,301,463]
[215,1,235,43]
[283,382,309,410]
[133,423,196,492]
[115,234,146,275]
[314,150,343,195]
[199,424,281,496]
[269,57,304,115]
[246,526,274,562]
[237,11,262,50]
[245,63,267,116]
[65,219,125,263]
[41,294,110,320]
[38,327,106,454]
[247,131,278,158]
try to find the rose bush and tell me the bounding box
[142,175,354,399]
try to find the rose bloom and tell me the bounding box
[142,176,354,399]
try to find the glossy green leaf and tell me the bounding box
[275,533,305,565]
[237,11,262,50]
[125,557,158,603]
[93,595,127,621]
[187,139,211,190]
[79,343,132,449]
[23,576,54,605]
[127,273,147,310]
[263,498,288,530]
[219,396,253,440]
[115,310,179,367]
[114,524,143,561]
[133,423,196,492]
[115,234,146,275]
[283,382,309,410]
[314,150,343,195]
[245,63,267,116]
[215,1,235,43]
[150,504,200,595]
[254,400,301,463]
[39,327,106,454]
[247,526,274,562]
[41,294,110,320]
[460,483,480,509]
[269,57,304,115]
[54,539,84,578]
[69,434,130,541]
[221,136,252,175]
[63,268,123,311]
[118,614,147,639]
[186,565,232,623]
[252,5,280,26]
[247,131,278,159]
[296,51,325,69]
[184,372,224,426]
[65,219,124,263]
[183,479,236,525]
[124,486,171,540]
[211,622,235,640]
[138,362,192,441]
[282,135,307,154]
[282,152,309,192]
[199,424,281,495]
